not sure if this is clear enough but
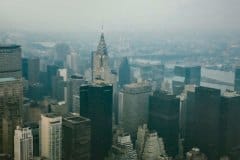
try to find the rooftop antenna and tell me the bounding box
[101,24,104,33]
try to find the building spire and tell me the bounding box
[101,25,104,33]
[96,26,107,55]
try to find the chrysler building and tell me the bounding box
[92,32,113,83]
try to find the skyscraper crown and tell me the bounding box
[96,33,107,55]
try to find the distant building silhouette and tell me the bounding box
[22,58,40,84]
[172,65,201,95]
[118,57,131,87]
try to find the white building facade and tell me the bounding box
[14,126,33,160]
[40,113,62,160]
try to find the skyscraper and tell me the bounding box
[92,32,113,83]
[46,64,59,96]
[149,90,180,157]
[118,57,131,87]
[24,122,40,157]
[184,86,221,159]
[172,65,201,95]
[0,45,22,79]
[234,66,240,93]
[220,91,240,158]
[0,78,23,156]
[67,75,86,113]
[80,83,113,160]
[62,113,91,160]
[118,82,152,140]
[139,64,165,89]
[40,113,62,160]
[23,58,40,84]
[14,126,33,160]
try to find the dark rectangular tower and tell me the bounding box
[184,86,221,159]
[62,114,91,160]
[220,91,240,158]
[148,91,180,157]
[80,83,113,160]
[235,66,240,93]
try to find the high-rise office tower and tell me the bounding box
[67,75,86,113]
[140,64,165,89]
[22,58,40,84]
[0,78,23,156]
[118,82,152,140]
[234,66,240,93]
[149,90,180,157]
[62,113,91,160]
[57,68,67,101]
[66,52,81,74]
[54,43,70,63]
[40,113,62,160]
[184,86,221,159]
[172,65,201,95]
[135,124,168,160]
[24,122,40,157]
[92,32,113,83]
[0,45,22,79]
[220,91,240,158]
[118,57,131,87]
[46,64,59,95]
[22,58,28,80]
[80,83,112,160]
[14,126,33,160]
[51,68,67,101]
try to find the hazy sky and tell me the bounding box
[1,0,240,33]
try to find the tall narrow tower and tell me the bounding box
[92,32,111,82]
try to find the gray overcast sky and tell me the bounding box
[0,0,240,33]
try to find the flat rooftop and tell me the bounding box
[0,77,17,83]
[43,113,61,118]
[64,116,90,123]
[0,44,21,49]
[222,91,240,98]
[122,82,152,94]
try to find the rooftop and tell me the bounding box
[64,116,90,124]
[0,44,21,49]
[222,90,240,98]
[0,77,17,83]
[42,113,61,118]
